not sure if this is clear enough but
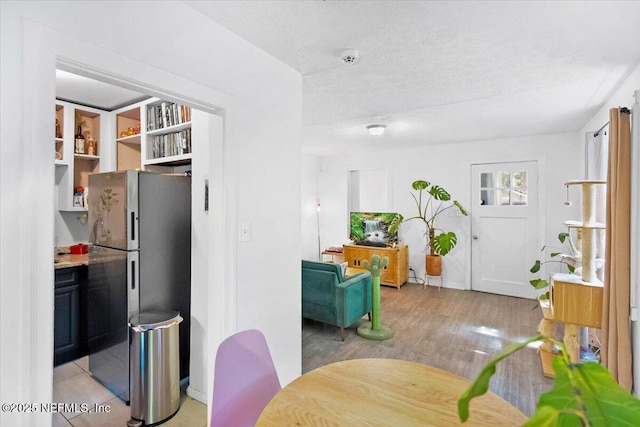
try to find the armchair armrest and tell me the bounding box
[344,271,367,281]
[337,271,371,289]
[336,271,372,325]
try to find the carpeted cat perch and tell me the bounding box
[357,255,394,340]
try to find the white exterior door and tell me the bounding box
[471,161,540,298]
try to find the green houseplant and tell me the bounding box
[391,180,467,276]
[529,232,578,301]
[458,334,640,426]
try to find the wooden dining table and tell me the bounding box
[256,358,528,426]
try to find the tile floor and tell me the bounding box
[52,357,207,426]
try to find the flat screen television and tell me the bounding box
[349,212,401,247]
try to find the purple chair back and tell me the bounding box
[210,329,282,427]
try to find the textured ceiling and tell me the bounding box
[186,0,640,156]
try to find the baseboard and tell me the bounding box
[424,281,466,290]
[186,385,207,404]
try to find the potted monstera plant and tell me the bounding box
[391,180,467,276]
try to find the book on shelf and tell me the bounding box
[146,108,154,131]
[150,128,192,159]
[146,102,191,132]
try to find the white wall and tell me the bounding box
[302,154,321,260]
[579,64,640,396]
[55,211,89,246]
[315,132,582,288]
[350,169,390,212]
[0,1,301,425]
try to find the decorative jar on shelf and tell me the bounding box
[87,137,96,156]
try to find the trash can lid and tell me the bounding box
[129,310,182,330]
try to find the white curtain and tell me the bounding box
[585,130,608,268]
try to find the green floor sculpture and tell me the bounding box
[357,255,394,340]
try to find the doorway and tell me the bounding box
[8,18,240,425]
[470,161,540,299]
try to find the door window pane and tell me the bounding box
[498,171,510,188]
[479,170,528,206]
[480,173,494,188]
[497,188,511,205]
[512,171,527,188]
[480,189,493,205]
[511,190,527,205]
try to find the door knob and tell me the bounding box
[473,235,479,240]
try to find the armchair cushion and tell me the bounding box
[302,259,345,282]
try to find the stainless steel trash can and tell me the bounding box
[128,310,182,426]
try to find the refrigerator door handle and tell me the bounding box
[131,259,136,290]
[128,251,140,322]
[131,211,136,242]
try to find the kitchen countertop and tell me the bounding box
[54,247,88,269]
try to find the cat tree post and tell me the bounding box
[357,255,394,340]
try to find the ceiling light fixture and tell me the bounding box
[366,124,387,136]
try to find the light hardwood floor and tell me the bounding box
[52,283,550,424]
[302,283,554,417]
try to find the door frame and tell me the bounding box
[13,19,235,423]
[468,158,546,296]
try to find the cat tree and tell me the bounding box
[357,255,394,340]
[539,180,606,375]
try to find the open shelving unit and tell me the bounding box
[55,104,65,165]
[112,98,193,174]
[55,101,106,211]
[114,103,142,171]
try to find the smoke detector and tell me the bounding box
[340,49,359,64]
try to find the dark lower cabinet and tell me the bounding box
[54,266,87,366]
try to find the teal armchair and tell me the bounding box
[301,260,372,341]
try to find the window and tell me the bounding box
[479,171,528,206]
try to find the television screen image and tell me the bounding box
[349,212,401,247]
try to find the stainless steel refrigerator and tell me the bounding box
[87,170,191,403]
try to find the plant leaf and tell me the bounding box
[521,405,565,427]
[412,180,429,190]
[531,357,640,426]
[530,260,542,273]
[433,231,457,256]
[539,292,549,300]
[567,264,575,273]
[458,335,544,423]
[461,337,640,426]
[550,252,560,258]
[453,200,468,216]
[530,279,549,289]
[558,232,569,244]
[428,185,451,201]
